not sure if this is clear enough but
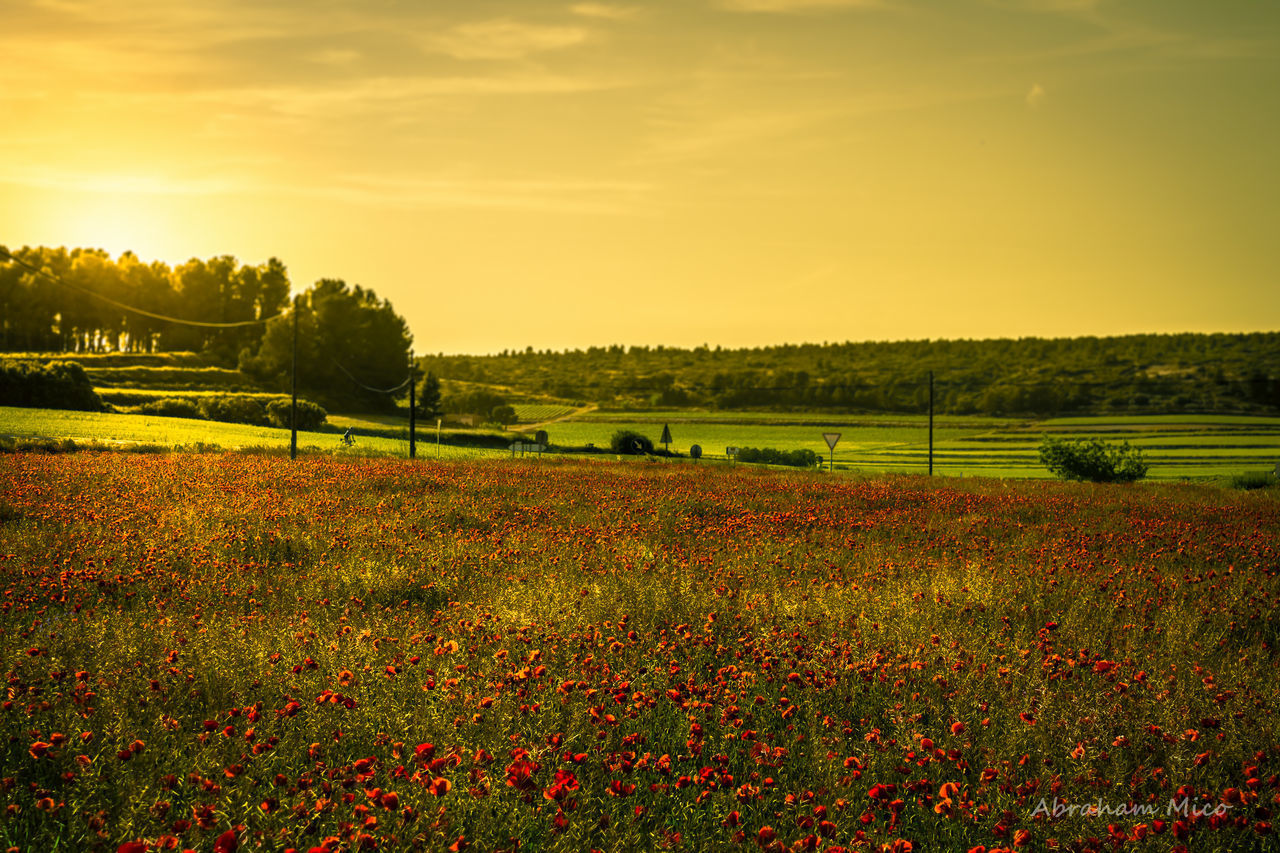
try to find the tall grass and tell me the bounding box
[1,455,1277,851]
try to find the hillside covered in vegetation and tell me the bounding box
[420,333,1280,417]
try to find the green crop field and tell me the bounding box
[85,365,250,389]
[95,388,293,408]
[0,407,497,460]
[547,411,1280,480]
[4,404,1278,480]
[1043,414,1280,427]
[511,403,579,423]
[579,408,1010,427]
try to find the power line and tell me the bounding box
[4,246,417,396]
[0,247,287,329]
[331,357,412,395]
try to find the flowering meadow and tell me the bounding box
[1,453,1278,853]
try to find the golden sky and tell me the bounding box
[3,0,1277,353]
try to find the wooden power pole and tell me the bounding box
[408,352,416,460]
[928,370,934,476]
[290,294,299,461]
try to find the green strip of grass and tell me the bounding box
[0,406,498,459]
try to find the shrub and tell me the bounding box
[198,395,268,427]
[0,436,78,454]
[610,430,654,455]
[445,389,507,416]
[489,405,519,427]
[1039,437,1148,483]
[266,398,328,431]
[134,398,202,419]
[0,359,102,411]
[736,447,820,468]
[1228,470,1277,490]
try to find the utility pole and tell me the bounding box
[928,370,934,476]
[408,351,416,459]
[290,294,299,461]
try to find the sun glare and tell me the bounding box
[56,187,183,262]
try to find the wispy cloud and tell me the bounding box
[641,105,844,164]
[207,72,629,123]
[0,161,651,216]
[570,3,640,20]
[996,0,1104,12]
[0,165,245,196]
[717,0,884,12]
[976,13,1273,70]
[1025,82,1045,107]
[423,18,592,60]
[309,48,361,66]
[291,173,653,215]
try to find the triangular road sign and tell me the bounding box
[822,432,841,450]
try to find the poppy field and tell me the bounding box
[1,452,1279,852]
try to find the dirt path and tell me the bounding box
[517,403,598,431]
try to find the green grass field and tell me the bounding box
[511,403,579,422]
[4,404,1278,480]
[15,347,1273,480]
[0,407,497,460]
[579,408,1012,427]
[551,410,1280,479]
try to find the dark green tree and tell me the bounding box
[242,279,412,412]
[489,404,518,426]
[444,389,507,416]
[415,371,442,419]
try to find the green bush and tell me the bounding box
[265,398,328,431]
[0,359,102,411]
[445,389,507,416]
[489,404,519,427]
[610,430,654,455]
[736,446,820,468]
[134,398,202,419]
[0,436,78,454]
[198,395,268,426]
[1228,470,1277,490]
[1039,437,1148,483]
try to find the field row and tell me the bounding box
[542,414,1279,479]
[3,405,1278,480]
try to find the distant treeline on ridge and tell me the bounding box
[421,334,1280,417]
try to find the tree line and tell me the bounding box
[420,333,1280,416]
[1,246,414,412]
[1,246,289,361]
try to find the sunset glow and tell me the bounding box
[2,0,1277,352]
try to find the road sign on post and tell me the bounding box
[660,424,672,452]
[511,441,547,457]
[822,432,841,472]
